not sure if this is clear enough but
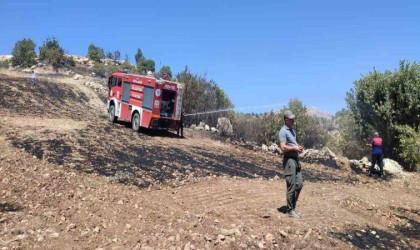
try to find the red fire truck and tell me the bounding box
[107,71,184,135]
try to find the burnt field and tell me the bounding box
[0,71,419,249]
[0,72,284,187]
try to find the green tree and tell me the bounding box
[134,49,144,65]
[11,38,37,67]
[158,65,172,79]
[334,109,368,159]
[106,51,113,59]
[114,50,121,61]
[176,66,234,126]
[134,49,155,74]
[87,43,104,62]
[346,60,420,170]
[280,98,329,149]
[143,59,155,73]
[39,36,65,71]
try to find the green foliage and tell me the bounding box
[346,60,420,170]
[395,125,420,171]
[259,111,282,144]
[230,98,330,146]
[176,66,234,126]
[87,43,105,62]
[92,62,118,78]
[331,109,368,159]
[281,98,329,149]
[134,48,155,74]
[106,51,113,59]
[135,49,143,65]
[158,65,173,79]
[39,37,65,70]
[11,38,37,67]
[114,50,121,61]
[141,59,155,73]
[0,59,10,69]
[120,61,136,72]
[231,113,266,143]
[65,55,76,67]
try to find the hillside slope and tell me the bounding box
[0,69,419,249]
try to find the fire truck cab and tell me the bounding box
[107,71,184,134]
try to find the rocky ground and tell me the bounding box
[0,69,419,249]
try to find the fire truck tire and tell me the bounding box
[132,112,141,132]
[108,105,117,123]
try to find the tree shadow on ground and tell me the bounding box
[391,207,420,240]
[111,121,182,139]
[303,167,360,184]
[329,226,417,250]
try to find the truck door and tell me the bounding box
[141,85,154,128]
[120,81,132,121]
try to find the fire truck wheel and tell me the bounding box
[108,105,117,123]
[132,112,141,132]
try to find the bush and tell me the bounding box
[65,55,76,67]
[0,59,9,69]
[92,62,119,78]
[11,38,37,68]
[231,113,265,143]
[396,125,420,171]
[346,61,420,170]
[87,43,105,62]
[39,37,65,70]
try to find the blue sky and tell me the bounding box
[1,0,419,114]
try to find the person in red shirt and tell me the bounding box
[366,132,384,177]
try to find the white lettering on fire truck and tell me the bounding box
[163,85,176,91]
[133,79,143,84]
[131,86,143,92]
[131,93,143,99]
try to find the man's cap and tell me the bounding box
[374,132,379,136]
[284,110,295,119]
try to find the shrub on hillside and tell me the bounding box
[92,62,119,78]
[0,59,10,69]
[65,55,76,67]
[87,43,105,62]
[39,37,65,71]
[11,38,37,68]
[396,125,420,171]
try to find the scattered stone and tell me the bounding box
[65,224,76,232]
[304,229,312,240]
[50,232,60,238]
[265,233,275,242]
[280,230,288,238]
